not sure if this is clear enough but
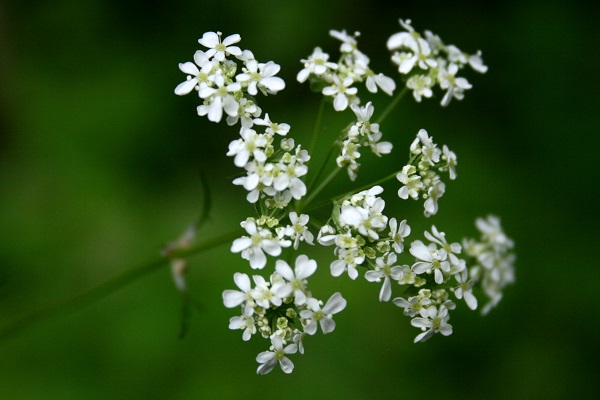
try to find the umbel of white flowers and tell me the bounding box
[173,19,512,375]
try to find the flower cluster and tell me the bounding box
[298,31,396,181]
[223,255,346,374]
[173,20,514,375]
[462,215,516,315]
[298,30,396,111]
[175,31,285,124]
[387,19,488,106]
[336,101,393,180]
[396,129,457,217]
[318,186,412,301]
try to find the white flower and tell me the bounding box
[411,305,453,343]
[476,215,514,250]
[469,51,488,73]
[297,47,338,83]
[198,31,242,62]
[331,247,363,280]
[410,240,450,284]
[231,220,290,269]
[365,252,404,302]
[438,63,472,107]
[424,225,463,268]
[388,20,437,74]
[174,51,214,96]
[389,218,411,253]
[393,292,432,318]
[273,160,308,200]
[284,212,314,250]
[256,335,298,375]
[222,272,254,310]
[253,113,290,136]
[226,97,262,128]
[300,292,347,335]
[317,225,338,246]
[453,269,478,310]
[407,75,433,102]
[251,275,284,308]
[363,67,396,95]
[198,74,241,123]
[397,165,423,200]
[424,180,445,217]
[274,255,317,306]
[415,129,441,166]
[229,314,256,341]
[236,60,286,96]
[442,145,457,180]
[322,75,358,111]
[330,29,358,53]
[226,128,268,167]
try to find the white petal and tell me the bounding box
[262,240,282,256]
[295,257,317,279]
[323,292,347,314]
[412,261,431,274]
[330,260,345,277]
[207,97,223,123]
[279,357,295,374]
[319,317,336,334]
[410,240,432,261]
[231,237,252,253]
[275,260,294,281]
[233,272,251,291]
[174,78,198,96]
[414,329,433,343]
[464,291,478,310]
[340,206,363,227]
[260,77,285,93]
[223,290,245,308]
[439,324,453,336]
[333,93,348,111]
[379,277,392,302]
[222,33,241,46]
[393,297,411,308]
[179,62,200,75]
[249,250,267,269]
[256,359,276,375]
[375,74,396,95]
[199,32,219,48]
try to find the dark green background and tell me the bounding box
[1,0,598,398]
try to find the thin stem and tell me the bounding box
[308,97,326,157]
[300,166,342,211]
[375,87,408,125]
[303,144,336,202]
[0,229,240,343]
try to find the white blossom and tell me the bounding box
[256,335,298,375]
[411,305,453,342]
[198,31,242,62]
[322,75,358,111]
[297,47,338,83]
[365,252,404,301]
[231,220,290,269]
[300,292,347,335]
[274,254,317,306]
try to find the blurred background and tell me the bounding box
[0,0,598,398]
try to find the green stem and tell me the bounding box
[300,166,342,211]
[308,97,326,157]
[303,144,335,202]
[0,230,240,343]
[375,87,408,125]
